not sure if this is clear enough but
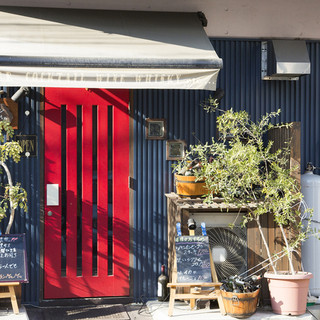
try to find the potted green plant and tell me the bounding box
[172,156,207,197]
[175,98,314,315]
[0,120,28,234]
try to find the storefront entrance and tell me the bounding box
[44,88,130,299]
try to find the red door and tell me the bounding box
[44,88,130,299]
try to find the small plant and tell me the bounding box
[175,98,312,275]
[0,120,27,234]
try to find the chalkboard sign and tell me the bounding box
[0,234,28,283]
[175,235,212,283]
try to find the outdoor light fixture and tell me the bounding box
[11,87,30,102]
[212,88,225,103]
[188,218,197,230]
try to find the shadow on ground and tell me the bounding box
[25,304,153,320]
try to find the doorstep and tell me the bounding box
[147,300,318,320]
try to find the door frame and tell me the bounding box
[39,87,134,304]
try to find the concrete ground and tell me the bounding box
[0,304,153,320]
[147,300,320,320]
[0,302,318,320]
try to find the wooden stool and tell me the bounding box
[0,282,20,314]
[167,282,225,316]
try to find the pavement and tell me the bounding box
[0,302,318,320]
[0,303,153,320]
[147,300,320,320]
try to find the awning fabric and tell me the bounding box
[0,7,222,90]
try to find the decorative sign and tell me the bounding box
[0,98,18,129]
[15,135,37,157]
[0,104,13,123]
[0,234,28,283]
[166,140,186,160]
[175,235,212,283]
[145,118,167,140]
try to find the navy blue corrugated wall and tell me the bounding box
[3,39,320,304]
[132,39,320,301]
[1,87,40,304]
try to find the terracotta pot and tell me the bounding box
[174,174,207,197]
[264,271,313,315]
[221,288,260,319]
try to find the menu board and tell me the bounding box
[0,234,28,282]
[175,235,212,283]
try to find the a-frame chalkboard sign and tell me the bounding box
[167,223,226,316]
[0,234,28,283]
[0,234,28,314]
[175,235,212,283]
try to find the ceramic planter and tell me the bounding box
[264,271,313,315]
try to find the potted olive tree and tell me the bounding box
[0,120,27,234]
[175,99,314,315]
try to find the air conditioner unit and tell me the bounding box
[191,212,247,281]
[261,40,310,80]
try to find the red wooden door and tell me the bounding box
[44,88,130,299]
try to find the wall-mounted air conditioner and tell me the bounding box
[261,40,310,80]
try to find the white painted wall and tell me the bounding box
[1,0,320,39]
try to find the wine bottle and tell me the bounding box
[157,264,168,301]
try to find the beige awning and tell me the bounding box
[0,7,222,90]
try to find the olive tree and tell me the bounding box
[0,120,27,234]
[176,100,311,275]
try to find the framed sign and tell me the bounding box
[15,135,38,157]
[166,140,186,160]
[145,118,166,140]
[0,98,18,129]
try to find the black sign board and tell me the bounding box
[0,234,28,283]
[175,235,212,283]
[15,135,37,157]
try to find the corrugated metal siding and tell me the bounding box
[132,40,320,300]
[1,87,40,305]
[2,39,320,304]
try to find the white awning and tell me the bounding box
[0,7,222,90]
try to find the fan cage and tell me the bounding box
[195,226,247,281]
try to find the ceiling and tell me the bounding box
[1,0,320,39]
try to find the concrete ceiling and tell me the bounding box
[1,0,320,39]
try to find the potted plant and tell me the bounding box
[175,98,314,315]
[172,157,207,197]
[0,120,28,234]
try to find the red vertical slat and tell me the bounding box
[97,104,109,277]
[113,90,130,294]
[44,97,62,299]
[66,104,78,278]
[82,105,93,276]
